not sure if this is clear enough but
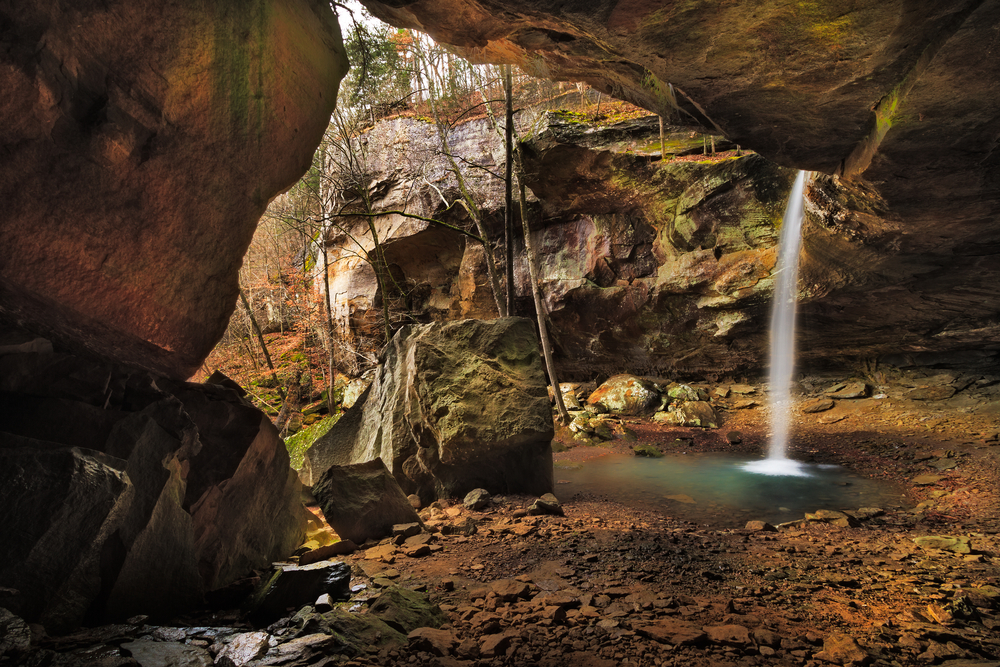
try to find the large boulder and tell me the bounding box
[587,374,662,415]
[0,1,347,378]
[0,332,308,629]
[303,318,554,502]
[312,459,423,545]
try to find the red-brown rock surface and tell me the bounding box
[0,0,347,378]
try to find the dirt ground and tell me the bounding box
[23,379,1000,667]
[331,385,1000,667]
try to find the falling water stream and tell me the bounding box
[742,170,810,477]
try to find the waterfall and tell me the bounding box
[744,170,809,477]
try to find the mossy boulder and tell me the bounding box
[634,444,664,458]
[587,374,661,415]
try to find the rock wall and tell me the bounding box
[320,103,1000,376]
[0,331,309,630]
[0,0,347,379]
[358,0,1000,373]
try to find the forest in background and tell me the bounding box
[191,6,706,448]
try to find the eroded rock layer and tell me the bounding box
[0,0,347,379]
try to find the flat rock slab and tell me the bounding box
[913,536,972,553]
[636,619,707,646]
[825,382,868,399]
[906,386,958,401]
[120,640,213,667]
[801,397,835,413]
[912,474,946,485]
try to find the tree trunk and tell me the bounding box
[321,240,337,413]
[659,116,666,161]
[239,288,285,401]
[514,154,570,425]
[504,65,515,316]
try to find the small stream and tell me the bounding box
[554,452,908,528]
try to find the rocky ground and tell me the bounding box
[5,371,999,667]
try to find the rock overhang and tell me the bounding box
[0,0,348,379]
[360,0,1000,369]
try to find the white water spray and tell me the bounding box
[744,170,809,477]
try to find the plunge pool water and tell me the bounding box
[554,452,908,528]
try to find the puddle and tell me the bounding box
[554,452,908,528]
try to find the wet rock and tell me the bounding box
[730,385,756,395]
[256,633,339,664]
[587,375,661,415]
[313,459,422,545]
[528,493,564,516]
[119,640,212,667]
[368,586,445,634]
[805,510,861,528]
[633,444,664,458]
[247,561,351,626]
[813,633,871,665]
[726,431,742,444]
[802,397,835,413]
[305,318,554,501]
[214,631,269,666]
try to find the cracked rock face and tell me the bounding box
[0,0,347,379]
[362,0,1000,369]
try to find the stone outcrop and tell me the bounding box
[303,318,554,502]
[357,0,1000,373]
[0,0,347,378]
[0,331,309,630]
[315,110,806,377]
